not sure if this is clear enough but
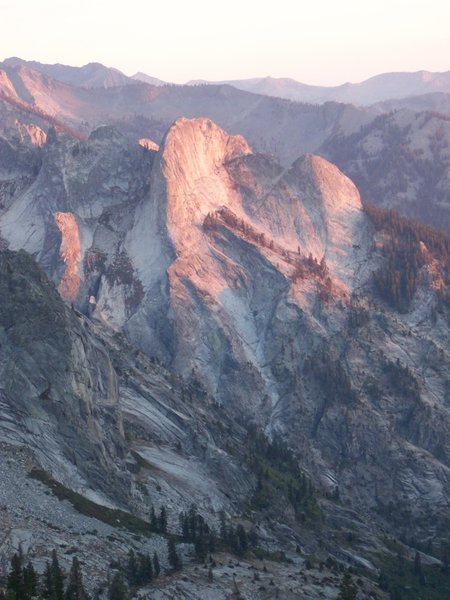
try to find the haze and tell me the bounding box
[1,0,449,85]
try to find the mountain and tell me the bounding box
[322,109,450,231]
[189,70,450,105]
[371,91,450,115]
[131,71,167,86]
[3,56,137,88]
[1,115,450,596]
[0,62,372,165]
[9,59,449,104]
[2,60,450,236]
[0,249,128,497]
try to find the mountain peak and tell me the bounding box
[163,117,251,165]
[291,153,362,211]
[157,118,252,251]
[3,57,133,88]
[131,71,166,86]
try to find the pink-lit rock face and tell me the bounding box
[15,121,47,147]
[54,212,81,301]
[138,138,159,152]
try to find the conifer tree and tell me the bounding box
[441,546,449,574]
[236,525,248,555]
[150,507,158,532]
[180,512,190,541]
[65,557,88,600]
[158,506,167,534]
[151,552,160,578]
[337,571,357,600]
[167,539,182,571]
[137,553,153,585]
[125,550,137,586]
[414,551,422,575]
[42,561,55,600]
[23,562,37,599]
[7,553,24,600]
[194,535,207,562]
[51,550,65,600]
[208,529,217,554]
[108,573,126,600]
[219,511,228,544]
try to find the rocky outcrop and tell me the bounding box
[54,211,81,301]
[0,250,127,501]
[138,138,159,151]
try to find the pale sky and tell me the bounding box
[1,0,449,85]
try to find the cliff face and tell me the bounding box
[0,118,449,545]
[0,250,127,501]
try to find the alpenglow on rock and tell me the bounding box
[0,117,449,547]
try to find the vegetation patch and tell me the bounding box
[376,552,450,600]
[28,468,153,535]
[365,203,450,311]
[244,426,322,521]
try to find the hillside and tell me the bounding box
[322,109,450,231]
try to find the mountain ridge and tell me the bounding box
[1,114,450,596]
[3,56,138,88]
[188,69,450,105]
[6,56,450,105]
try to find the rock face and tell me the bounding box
[0,117,449,548]
[2,59,450,233]
[0,250,127,500]
[0,126,154,316]
[54,211,81,301]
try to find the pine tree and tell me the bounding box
[208,529,217,554]
[108,573,126,600]
[23,562,37,600]
[150,507,158,532]
[194,536,207,562]
[167,539,182,571]
[125,550,138,586]
[236,525,248,555]
[228,525,239,554]
[42,561,55,600]
[337,571,357,600]
[219,511,228,543]
[65,557,88,600]
[183,513,190,541]
[414,551,426,585]
[248,528,258,548]
[51,550,65,600]
[7,553,24,600]
[187,504,197,541]
[158,506,168,534]
[152,552,160,578]
[441,546,449,574]
[137,553,153,585]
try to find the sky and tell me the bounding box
[1,0,449,85]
